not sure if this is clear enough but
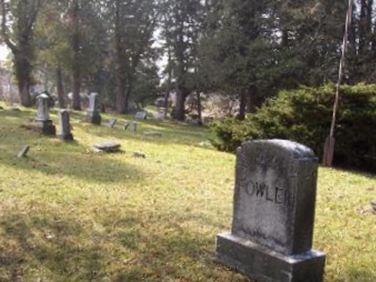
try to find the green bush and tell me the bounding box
[211,84,376,172]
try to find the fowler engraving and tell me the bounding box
[245,181,293,207]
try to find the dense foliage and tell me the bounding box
[211,84,376,172]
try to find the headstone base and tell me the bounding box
[33,120,56,136]
[87,111,102,125]
[216,233,326,282]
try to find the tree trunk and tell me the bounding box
[114,0,130,114]
[71,0,81,110]
[163,90,170,118]
[196,91,203,125]
[174,88,187,121]
[246,87,260,114]
[56,67,66,108]
[237,90,247,120]
[164,48,172,118]
[14,53,32,107]
[359,0,372,54]
[72,71,81,110]
[115,68,127,113]
[18,80,32,107]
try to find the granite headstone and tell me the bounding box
[216,139,326,282]
[59,110,74,141]
[34,94,56,135]
[135,111,148,120]
[129,121,138,134]
[86,93,102,125]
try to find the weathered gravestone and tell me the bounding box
[156,107,165,120]
[216,140,326,282]
[129,121,138,134]
[59,110,74,141]
[86,93,102,125]
[135,111,148,120]
[34,94,56,135]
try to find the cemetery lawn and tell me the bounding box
[0,103,375,282]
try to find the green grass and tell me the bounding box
[0,103,375,281]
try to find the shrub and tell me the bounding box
[211,84,376,172]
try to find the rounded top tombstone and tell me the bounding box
[36,93,51,121]
[233,139,319,256]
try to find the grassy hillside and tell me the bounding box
[0,103,375,281]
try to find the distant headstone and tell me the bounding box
[129,122,138,134]
[156,107,166,120]
[93,142,121,153]
[156,111,165,120]
[135,111,148,120]
[59,110,74,141]
[86,93,102,125]
[107,118,117,128]
[216,140,326,282]
[34,94,56,135]
[17,145,30,158]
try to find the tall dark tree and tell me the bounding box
[161,0,204,121]
[1,0,43,107]
[107,0,158,114]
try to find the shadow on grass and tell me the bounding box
[0,208,233,281]
[0,211,108,280]
[0,149,146,185]
[0,122,146,185]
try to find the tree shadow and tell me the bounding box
[0,205,251,281]
[0,129,146,184]
[0,210,112,281]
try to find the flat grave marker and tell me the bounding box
[17,145,30,158]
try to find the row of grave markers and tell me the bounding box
[33,93,142,141]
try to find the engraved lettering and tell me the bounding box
[245,181,292,207]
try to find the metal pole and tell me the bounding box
[323,0,353,167]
